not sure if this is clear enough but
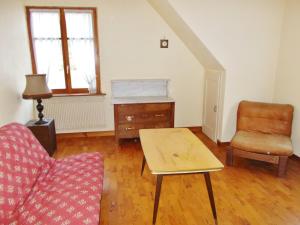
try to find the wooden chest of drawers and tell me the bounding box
[114,102,175,142]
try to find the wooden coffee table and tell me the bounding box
[139,128,224,224]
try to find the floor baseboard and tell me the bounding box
[217,140,230,147]
[57,130,115,139]
[291,154,300,160]
[56,126,202,140]
[187,126,202,133]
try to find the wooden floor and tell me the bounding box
[55,129,300,225]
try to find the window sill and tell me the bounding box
[53,92,106,97]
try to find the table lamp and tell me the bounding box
[22,74,52,125]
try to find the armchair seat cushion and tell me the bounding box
[231,130,293,156]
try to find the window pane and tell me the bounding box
[30,10,66,89]
[65,10,96,89]
[31,10,61,38]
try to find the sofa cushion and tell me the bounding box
[231,130,293,156]
[15,153,104,225]
[0,123,54,223]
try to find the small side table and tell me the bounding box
[26,118,57,156]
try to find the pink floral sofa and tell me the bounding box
[0,123,104,225]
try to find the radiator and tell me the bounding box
[42,96,106,133]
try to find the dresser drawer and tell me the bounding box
[117,103,172,114]
[116,121,171,139]
[117,121,171,131]
[144,121,171,129]
[118,110,171,124]
[116,123,143,139]
[118,123,144,131]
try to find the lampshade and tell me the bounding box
[22,74,52,99]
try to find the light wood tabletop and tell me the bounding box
[139,128,224,174]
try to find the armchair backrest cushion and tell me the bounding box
[237,101,294,137]
[0,123,54,222]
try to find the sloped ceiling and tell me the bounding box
[147,0,224,70]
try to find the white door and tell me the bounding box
[202,70,221,142]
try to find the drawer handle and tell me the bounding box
[125,127,135,130]
[155,114,165,117]
[125,115,134,121]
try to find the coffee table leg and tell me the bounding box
[141,155,146,176]
[204,172,218,224]
[153,175,163,224]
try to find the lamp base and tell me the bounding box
[35,119,48,125]
[35,98,47,125]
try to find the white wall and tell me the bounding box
[169,0,286,141]
[147,0,226,142]
[147,0,223,70]
[5,0,287,137]
[273,0,300,156]
[0,0,33,126]
[22,0,205,131]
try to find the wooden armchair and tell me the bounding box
[226,101,294,176]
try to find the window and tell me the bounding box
[26,7,101,95]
